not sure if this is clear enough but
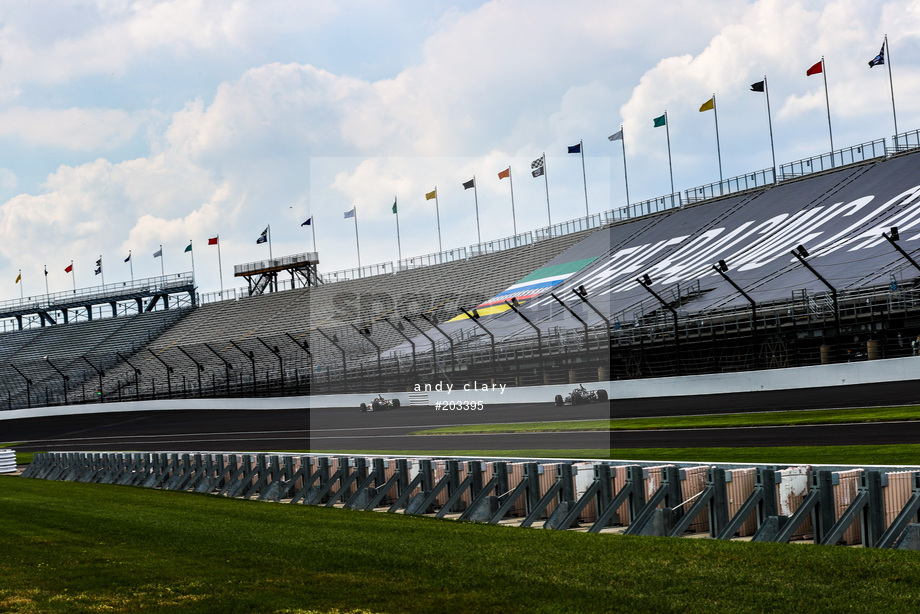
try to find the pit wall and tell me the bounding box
[3,355,919,421]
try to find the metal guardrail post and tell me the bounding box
[228,340,258,395]
[9,363,32,408]
[420,313,456,375]
[876,473,920,548]
[717,467,775,539]
[203,342,233,397]
[147,349,174,398]
[176,346,204,397]
[863,470,885,547]
[44,357,69,405]
[81,356,104,402]
[460,307,497,383]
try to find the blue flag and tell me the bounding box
[344,208,355,219]
[301,216,312,226]
[567,143,581,154]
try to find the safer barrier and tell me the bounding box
[19,452,920,549]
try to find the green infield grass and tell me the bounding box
[4,476,920,613]
[410,405,920,435]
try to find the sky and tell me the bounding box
[0,0,918,302]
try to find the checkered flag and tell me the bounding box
[531,155,544,170]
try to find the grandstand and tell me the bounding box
[5,131,920,409]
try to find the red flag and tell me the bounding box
[806,60,823,76]
[498,167,510,180]
[64,263,73,273]
[208,237,219,245]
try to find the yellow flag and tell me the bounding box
[425,189,437,200]
[699,97,715,112]
[15,273,21,283]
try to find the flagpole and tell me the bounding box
[217,236,224,297]
[579,140,589,217]
[44,265,49,295]
[353,207,362,270]
[434,188,443,253]
[711,95,723,193]
[129,250,134,282]
[763,77,777,182]
[664,111,675,199]
[508,167,518,239]
[189,240,196,281]
[267,224,273,261]
[311,218,317,254]
[620,126,631,207]
[160,244,165,276]
[473,176,481,245]
[70,260,75,293]
[99,255,105,287]
[543,152,551,227]
[821,56,834,163]
[394,196,402,262]
[18,269,22,301]
[885,35,899,146]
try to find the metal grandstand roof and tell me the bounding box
[0,272,195,328]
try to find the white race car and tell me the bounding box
[360,395,402,412]
[554,385,608,406]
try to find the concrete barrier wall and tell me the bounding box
[3,355,919,421]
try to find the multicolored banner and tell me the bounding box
[449,257,597,321]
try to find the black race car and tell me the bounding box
[360,395,402,412]
[554,385,608,406]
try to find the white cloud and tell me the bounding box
[0,0,339,92]
[0,107,151,151]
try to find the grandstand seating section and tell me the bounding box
[7,147,920,406]
[18,228,598,401]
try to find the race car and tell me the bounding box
[360,394,402,412]
[554,384,608,406]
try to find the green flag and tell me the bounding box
[653,114,666,128]
[392,198,397,214]
[185,242,192,253]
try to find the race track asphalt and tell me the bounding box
[4,379,920,453]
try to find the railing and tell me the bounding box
[396,247,468,273]
[471,232,534,256]
[683,168,776,204]
[778,138,886,180]
[234,252,318,276]
[0,272,194,315]
[890,129,920,153]
[199,288,240,305]
[611,193,681,221]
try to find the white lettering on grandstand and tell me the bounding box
[528,185,920,302]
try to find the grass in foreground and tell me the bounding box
[411,405,920,435]
[311,443,920,466]
[4,476,920,613]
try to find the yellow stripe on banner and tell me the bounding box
[447,303,512,322]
